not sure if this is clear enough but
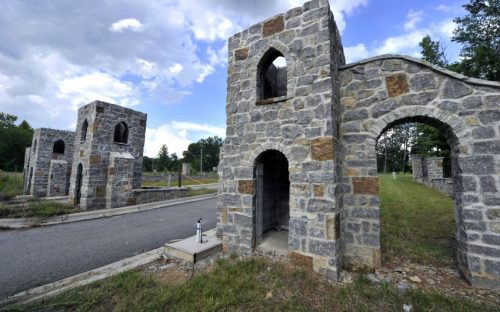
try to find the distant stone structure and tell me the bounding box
[182,163,192,176]
[217,0,500,290]
[411,155,453,196]
[68,101,147,209]
[23,128,75,197]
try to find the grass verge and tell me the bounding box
[14,258,499,312]
[0,201,81,219]
[379,173,455,267]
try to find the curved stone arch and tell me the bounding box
[251,42,295,100]
[242,142,291,168]
[368,106,468,145]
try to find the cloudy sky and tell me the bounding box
[0,0,465,157]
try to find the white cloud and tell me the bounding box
[375,30,427,55]
[110,18,144,33]
[58,72,140,109]
[404,10,423,31]
[169,63,183,75]
[344,43,369,63]
[145,121,225,157]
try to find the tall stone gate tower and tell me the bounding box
[68,101,147,209]
[218,0,500,289]
[217,0,346,279]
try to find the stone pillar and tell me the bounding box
[182,163,191,176]
[411,154,423,182]
[425,157,444,179]
[106,152,136,209]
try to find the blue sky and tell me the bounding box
[0,0,465,157]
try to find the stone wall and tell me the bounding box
[68,101,147,209]
[132,187,188,205]
[412,155,453,197]
[339,55,500,289]
[23,128,75,197]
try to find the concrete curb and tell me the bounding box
[0,193,217,229]
[0,247,164,308]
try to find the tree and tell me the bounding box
[0,113,34,171]
[156,144,171,172]
[452,0,500,81]
[376,124,416,173]
[419,35,448,68]
[182,136,223,172]
[142,156,153,172]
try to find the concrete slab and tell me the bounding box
[257,230,289,256]
[164,229,222,263]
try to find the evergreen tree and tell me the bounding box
[419,35,448,68]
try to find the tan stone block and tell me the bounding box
[238,180,255,194]
[353,177,379,195]
[486,209,500,220]
[490,223,500,233]
[90,155,101,164]
[228,208,243,213]
[235,47,249,61]
[341,97,356,107]
[313,184,324,197]
[95,185,106,198]
[345,168,358,176]
[79,150,84,157]
[127,197,136,206]
[313,257,327,272]
[262,16,284,37]
[139,119,146,127]
[465,117,479,126]
[311,137,334,161]
[294,138,309,146]
[326,213,340,240]
[289,251,313,271]
[95,105,105,113]
[221,208,228,224]
[35,170,43,176]
[108,167,115,175]
[385,74,409,97]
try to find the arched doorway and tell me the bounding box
[376,116,458,268]
[254,150,290,252]
[76,163,83,205]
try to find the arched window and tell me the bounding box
[257,48,287,100]
[81,119,88,142]
[53,139,65,154]
[114,121,129,144]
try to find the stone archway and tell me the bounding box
[339,56,500,289]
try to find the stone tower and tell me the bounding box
[68,101,147,209]
[23,128,75,197]
[217,0,346,279]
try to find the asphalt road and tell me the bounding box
[0,197,217,299]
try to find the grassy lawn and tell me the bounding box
[0,201,81,219]
[379,173,455,267]
[142,178,218,188]
[0,172,24,201]
[14,258,498,312]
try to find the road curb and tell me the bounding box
[0,193,217,229]
[0,247,164,308]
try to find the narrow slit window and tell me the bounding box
[81,119,88,142]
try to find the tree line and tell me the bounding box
[0,113,34,171]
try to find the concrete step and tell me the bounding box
[164,229,222,263]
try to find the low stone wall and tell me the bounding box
[132,187,187,205]
[422,178,453,197]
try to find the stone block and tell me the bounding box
[487,209,500,220]
[289,251,313,271]
[442,80,472,99]
[311,137,334,161]
[96,185,106,198]
[309,239,336,256]
[238,180,255,194]
[352,177,378,195]
[313,184,324,197]
[262,15,284,37]
[89,155,101,164]
[235,47,249,61]
[385,74,409,97]
[326,213,340,240]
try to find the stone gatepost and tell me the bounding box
[411,154,424,182]
[425,157,444,179]
[47,160,69,196]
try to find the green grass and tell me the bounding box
[379,173,455,267]
[186,188,217,197]
[0,172,24,201]
[142,178,218,188]
[14,258,498,312]
[0,201,81,219]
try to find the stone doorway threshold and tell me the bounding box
[258,230,289,256]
